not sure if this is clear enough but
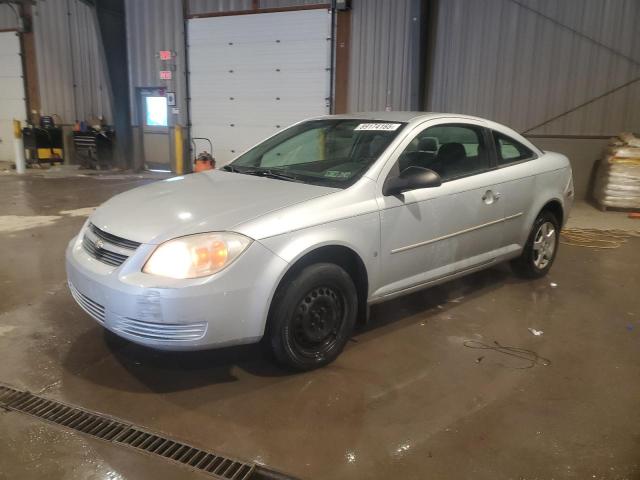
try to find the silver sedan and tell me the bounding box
[66,112,574,370]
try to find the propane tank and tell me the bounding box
[194,151,215,172]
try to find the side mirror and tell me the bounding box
[383,166,442,196]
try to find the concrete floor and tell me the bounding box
[1,174,639,480]
[566,201,640,232]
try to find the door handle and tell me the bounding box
[482,190,501,204]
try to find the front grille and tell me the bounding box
[82,235,129,267]
[89,223,141,250]
[0,385,295,480]
[112,317,207,342]
[81,223,141,267]
[69,282,105,323]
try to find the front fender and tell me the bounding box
[259,211,381,300]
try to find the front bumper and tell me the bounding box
[65,233,287,350]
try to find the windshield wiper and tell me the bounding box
[222,164,301,182]
[238,168,301,183]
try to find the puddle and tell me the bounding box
[59,207,97,217]
[0,215,61,233]
[0,325,16,336]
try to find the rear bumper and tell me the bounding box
[65,234,287,351]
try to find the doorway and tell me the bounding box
[138,87,171,171]
[187,8,332,166]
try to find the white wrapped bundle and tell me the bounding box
[594,133,640,209]
[619,132,640,147]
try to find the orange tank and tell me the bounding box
[194,151,215,172]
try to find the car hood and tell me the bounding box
[90,170,339,244]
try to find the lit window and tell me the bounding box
[145,96,168,127]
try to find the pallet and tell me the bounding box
[596,203,640,213]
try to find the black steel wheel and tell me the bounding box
[269,263,357,371]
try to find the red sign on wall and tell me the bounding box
[159,50,172,61]
[159,70,172,80]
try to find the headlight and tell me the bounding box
[143,232,252,279]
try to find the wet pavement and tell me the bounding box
[1,174,639,479]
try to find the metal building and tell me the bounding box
[0,0,637,198]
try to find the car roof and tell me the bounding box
[316,111,488,123]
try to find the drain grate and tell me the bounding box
[0,385,296,480]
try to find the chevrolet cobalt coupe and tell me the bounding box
[66,112,573,370]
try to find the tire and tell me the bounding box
[511,210,560,278]
[268,263,358,371]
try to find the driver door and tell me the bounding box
[374,121,503,298]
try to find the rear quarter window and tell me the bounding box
[493,131,536,165]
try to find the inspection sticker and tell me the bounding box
[325,170,351,178]
[355,123,402,131]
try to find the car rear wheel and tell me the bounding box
[268,263,357,371]
[511,210,560,278]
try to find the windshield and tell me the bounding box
[227,119,406,188]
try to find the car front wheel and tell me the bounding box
[268,263,357,371]
[512,210,560,278]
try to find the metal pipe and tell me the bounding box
[182,0,192,172]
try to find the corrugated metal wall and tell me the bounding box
[130,0,423,123]
[426,0,640,135]
[260,0,328,8]
[33,0,112,124]
[347,0,422,112]
[127,0,320,127]
[0,4,19,30]
[188,0,324,16]
[125,0,186,125]
[189,0,253,14]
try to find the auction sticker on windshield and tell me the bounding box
[355,123,402,131]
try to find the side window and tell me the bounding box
[493,132,535,165]
[395,124,490,182]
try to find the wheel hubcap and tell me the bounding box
[292,286,344,355]
[532,221,556,269]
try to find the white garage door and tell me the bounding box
[0,31,26,162]
[188,8,332,165]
